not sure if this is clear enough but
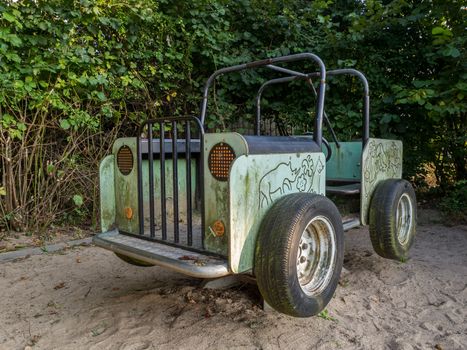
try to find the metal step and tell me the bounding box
[93,230,229,279]
[343,217,361,231]
[326,183,361,195]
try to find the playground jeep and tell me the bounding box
[93,53,417,317]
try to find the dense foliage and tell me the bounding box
[0,0,465,231]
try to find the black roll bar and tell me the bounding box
[255,68,370,146]
[255,75,340,148]
[327,69,370,145]
[199,53,327,147]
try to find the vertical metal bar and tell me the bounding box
[305,77,340,148]
[147,124,155,238]
[172,121,179,243]
[363,94,370,146]
[159,122,167,240]
[314,78,326,147]
[136,133,144,236]
[185,121,193,246]
[199,127,205,250]
[255,89,262,136]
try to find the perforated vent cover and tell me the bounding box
[117,145,133,176]
[208,142,236,181]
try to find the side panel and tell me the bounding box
[203,133,248,256]
[113,138,140,234]
[361,138,403,225]
[326,141,362,181]
[100,155,116,232]
[229,152,326,273]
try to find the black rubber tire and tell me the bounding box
[254,193,344,317]
[369,179,417,262]
[114,253,155,267]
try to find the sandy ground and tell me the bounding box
[0,210,466,350]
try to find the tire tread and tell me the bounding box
[255,193,344,317]
[369,179,417,261]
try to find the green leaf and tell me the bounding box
[412,80,427,88]
[60,119,71,130]
[17,122,26,131]
[13,80,24,89]
[431,26,452,36]
[449,48,460,58]
[0,186,6,196]
[96,91,106,101]
[9,34,22,47]
[6,52,21,63]
[2,12,16,23]
[73,195,84,207]
[46,163,55,175]
[431,27,443,35]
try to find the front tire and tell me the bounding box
[369,179,417,261]
[254,193,344,317]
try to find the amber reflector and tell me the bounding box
[211,220,225,237]
[124,207,133,220]
[208,142,236,181]
[117,145,133,175]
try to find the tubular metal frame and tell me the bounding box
[254,75,340,148]
[254,68,370,147]
[199,53,327,147]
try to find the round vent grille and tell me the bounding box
[117,145,133,176]
[208,142,236,181]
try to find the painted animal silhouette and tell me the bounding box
[258,155,316,208]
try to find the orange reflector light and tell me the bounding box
[124,207,133,220]
[210,220,225,237]
[208,142,235,181]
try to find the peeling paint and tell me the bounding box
[203,133,248,256]
[229,152,326,273]
[361,138,403,224]
[99,155,115,232]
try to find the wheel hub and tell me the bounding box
[296,216,337,296]
[396,193,413,245]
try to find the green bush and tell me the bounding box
[0,0,193,231]
[440,181,467,224]
[0,0,465,232]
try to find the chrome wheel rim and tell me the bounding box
[396,193,413,245]
[296,216,337,296]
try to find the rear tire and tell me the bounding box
[114,253,155,267]
[254,193,344,317]
[369,179,417,261]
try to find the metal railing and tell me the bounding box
[136,116,205,250]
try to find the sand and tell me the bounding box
[0,210,466,350]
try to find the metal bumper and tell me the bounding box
[93,229,230,279]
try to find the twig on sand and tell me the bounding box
[168,305,187,328]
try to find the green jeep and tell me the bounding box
[93,53,417,317]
